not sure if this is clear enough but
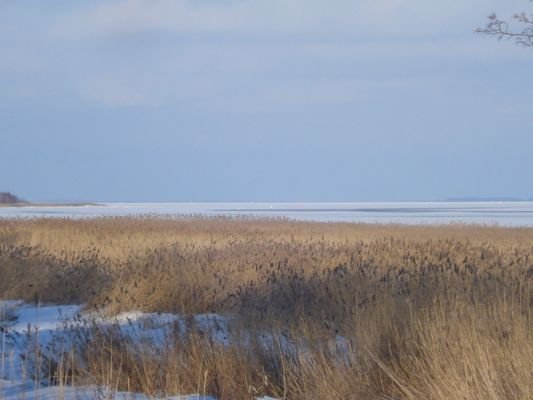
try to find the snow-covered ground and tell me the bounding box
[0,380,215,400]
[1,202,533,226]
[0,301,275,400]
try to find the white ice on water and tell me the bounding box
[1,202,533,226]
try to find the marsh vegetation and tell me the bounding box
[0,218,531,399]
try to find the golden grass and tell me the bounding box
[379,301,532,400]
[1,217,532,399]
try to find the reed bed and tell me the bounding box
[0,217,531,399]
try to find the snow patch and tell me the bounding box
[0,301,272,400]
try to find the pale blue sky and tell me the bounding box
[1,0,531,202]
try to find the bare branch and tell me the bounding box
[477,2,533,47]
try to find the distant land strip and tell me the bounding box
[0,192,100,207]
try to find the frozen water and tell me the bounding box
[1,202,533,226]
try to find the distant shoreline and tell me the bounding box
[444,197,533,202]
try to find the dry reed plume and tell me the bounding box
[0,217,531,399]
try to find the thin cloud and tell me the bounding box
[52,0,526,39]
[1,0,529,111]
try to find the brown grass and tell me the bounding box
[1,217,532,399]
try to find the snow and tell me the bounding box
[0,301,276,400]
[0,380,216,400]
[0,301,350,399]
[10,304,81,333]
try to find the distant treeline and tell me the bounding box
[0,192,26,204]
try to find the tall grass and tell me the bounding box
[0,217,531,399]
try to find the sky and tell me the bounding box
[0,0,532,202]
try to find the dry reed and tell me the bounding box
[0,217,531,399]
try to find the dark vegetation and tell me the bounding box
[0,192,26,204]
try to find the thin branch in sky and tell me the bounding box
[477,2,533,47]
